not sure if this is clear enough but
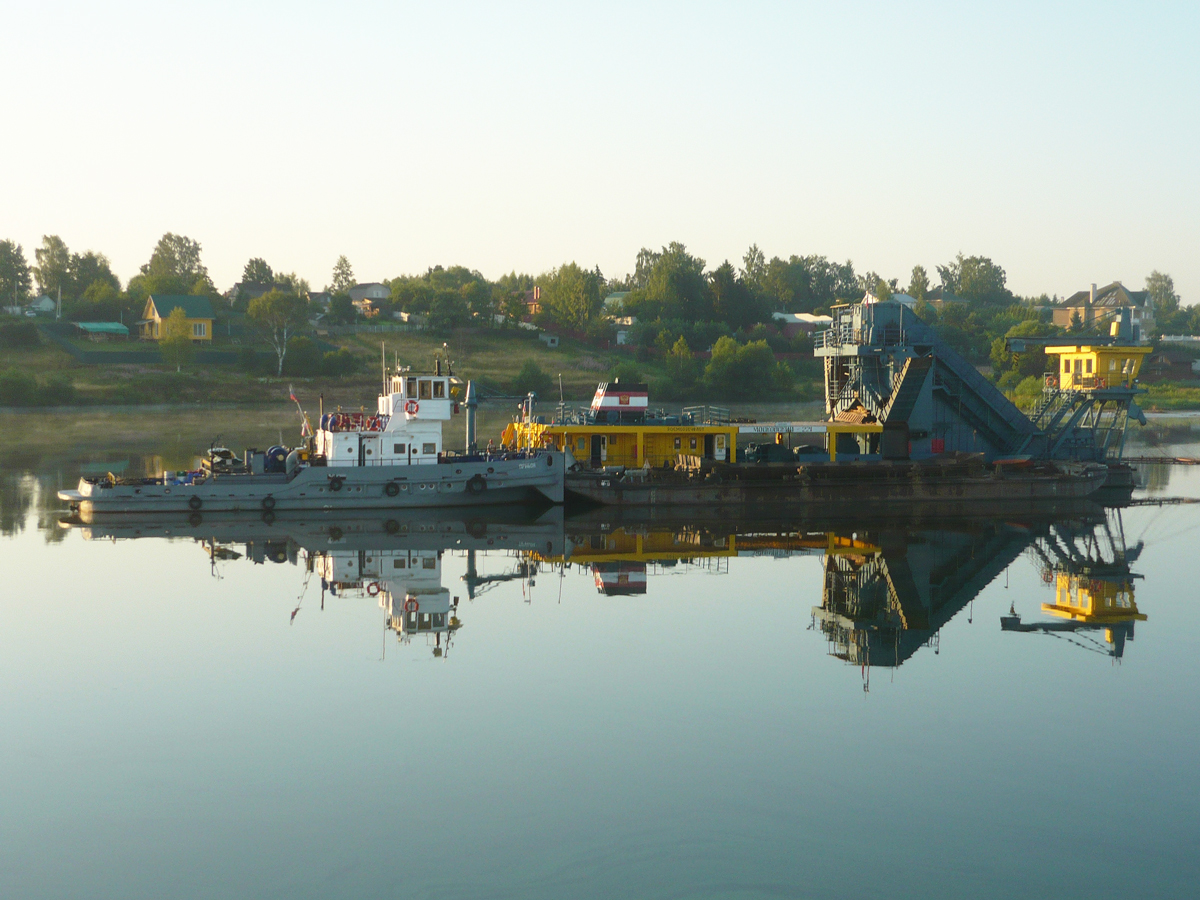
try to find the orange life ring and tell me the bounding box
[403,598,419,613]
[404,399,419,415]
[367,581,381,596]
[1046,375,1058,389]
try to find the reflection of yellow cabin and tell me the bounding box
[139,295,215,342]
[1043,573,1145,644]
[1046,344,1151,390]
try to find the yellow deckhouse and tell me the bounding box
[1046,343,1151,391]
[502,380,738,469]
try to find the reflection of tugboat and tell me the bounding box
[60,507,565,659]
[314,545,461,658]
[1001,509,1144,659]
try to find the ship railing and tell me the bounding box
[682,405,730,426]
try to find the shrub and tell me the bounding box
[511,359,552,397]
[322,349,358,376]
[282,336,323,377]
[0,368,38,405]
[610,361,643,384]
[0,321,40,349]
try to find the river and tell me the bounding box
[1,408,1198,899]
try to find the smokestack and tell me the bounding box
[465,380,478,453]
[1090,283,1096,304]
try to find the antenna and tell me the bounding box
[558,373,563,403]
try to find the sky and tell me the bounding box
[1,1,1197,301]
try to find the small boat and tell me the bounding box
[59,365,566,516]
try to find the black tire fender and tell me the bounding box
[384,482,400,497]
[329,477,344,492]
[188,495,202,510]
[466,474,487,495]
[262,496,276,510]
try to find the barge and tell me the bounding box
[565,455,1109,508]
[59,365,566,517]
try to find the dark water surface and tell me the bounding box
[2,433,1199,899]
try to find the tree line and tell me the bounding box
[1,232,1191,392]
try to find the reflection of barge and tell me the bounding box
[59,366,565,515]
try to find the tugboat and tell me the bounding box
[59,364,566,517]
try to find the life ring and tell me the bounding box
[328,476,344,492]
[404,399,419,415]
[404,598,419,613]
[367,582,381,596]
[466,474,487,494]
[384,482,400,497]
[262,495,275,510]
[188,495,202,510]
[1046,375,1058,389]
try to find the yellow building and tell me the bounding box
[1046,343,1151,390]
[139,295,215,342]
[506,419,737,468]
[503,381,737,468]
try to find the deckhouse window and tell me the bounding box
[433,381,446,398]
[422,442,436,455]
[406,377,417,396]
[1064,360,1070,374]
[419,380,432,399]
[394,443,406,454]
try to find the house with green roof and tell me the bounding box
[139,294,215,342]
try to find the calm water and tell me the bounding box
[2,418,1199,899]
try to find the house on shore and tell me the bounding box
[138,295,215,341]
[1052,282,1155,344]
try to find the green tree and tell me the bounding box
[247,290,309,375]
[158,307,195,372]
[130,233,213,298]
[709,260,766,329]
[242,257,274,284]
[276,271,310,295]
[537,262,604,330]
[33,235,71,298]
[908,265,930,300]
[937,253,1009,304]
[621,243,708,322]
[329,255,355,293]
[1145,271,1179,315]
[68,251,119,297]
[0,240,32,303]
[702,337,790,399]
[741,244,766,288]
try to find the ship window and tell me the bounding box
[577,437,585,450]
[674,437,681,450]
[433,381,445,398]
[1064,360,1070,374]
[690,437,697,449]
[393,559,406,569]
[422,443,436,454]
[419,380,432,399]
[422,557,436,569]
[1109,359,1117,371]
[1086,359,1092,373]
[394,443,406,454]
[406,377,417,396]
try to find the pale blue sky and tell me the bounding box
[1,1,1197,300]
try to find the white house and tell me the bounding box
[28,295,58,315]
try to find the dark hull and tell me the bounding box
[566,460,1108,509]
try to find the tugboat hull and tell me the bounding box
[59,453,566,515]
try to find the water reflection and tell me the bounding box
[58,501,1154,672]
[1002,508,1144,660]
